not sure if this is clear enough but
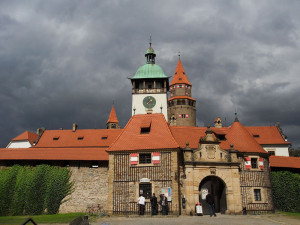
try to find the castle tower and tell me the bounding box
[130,42,169,120]
[106,105,120,129]
[168,57,196,126]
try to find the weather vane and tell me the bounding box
[149,34,152,47]
[178,51,181,58]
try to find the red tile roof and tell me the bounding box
[108,114,179,151]
[35,129,122,148]
[170,126,206,148]
[168,96,195,101]
[246,126,290,145]
[11,131,38,145]
[269,156,300,169]
[0,147,108,161]
[106,105,119,124]
[224,121,267,153]
[170,59,191,86]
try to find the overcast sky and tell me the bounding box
[1,0,300,148]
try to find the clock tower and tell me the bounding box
[130,43,169,120]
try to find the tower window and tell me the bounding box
[179,78,182,80]
[148,84,152,89]
[111,124,116,128]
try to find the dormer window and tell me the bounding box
[253,134,260,138]
[140,119,151,134]
[102,136,108,140]
[141,127,150,134]
[78,136,84,140]
[53,136,59,140]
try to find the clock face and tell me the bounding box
[143,96,156,109]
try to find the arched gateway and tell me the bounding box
[199,176,227,214]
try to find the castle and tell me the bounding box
[1,43,298,215]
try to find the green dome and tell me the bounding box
[132,63,167,79]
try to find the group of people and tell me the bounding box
[137,193,168,216]
[138,191,217,217]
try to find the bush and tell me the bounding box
[0,165,73,216]
[271,171,300,212]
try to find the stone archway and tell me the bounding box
[199,176,227,214]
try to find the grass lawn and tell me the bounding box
[281,211,300,218]
[0,213,86,224]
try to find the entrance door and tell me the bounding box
[199,176,227,214]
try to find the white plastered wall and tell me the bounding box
[132,93,168,121]
[263,146,289,156]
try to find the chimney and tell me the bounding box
[72,123,78,132]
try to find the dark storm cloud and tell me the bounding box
[0,0,300,147]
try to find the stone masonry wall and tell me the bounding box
[59,162,109,213]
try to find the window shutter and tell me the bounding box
[130,153,138,165]
[152,152,160,164]
[259,158,264,170]
[177,85,179,88]
[186,114,189,118]
[179,114,182,118]
[244,157,251,170]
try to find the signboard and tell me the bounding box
[161,187,172,201]
[140,178,150,183]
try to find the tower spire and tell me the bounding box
[106,105,120,129]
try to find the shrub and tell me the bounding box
[271,171,300,212]
[0,165,73,216]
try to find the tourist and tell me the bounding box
[206,192,216,217]
[150,193,158,215]
[138,194,145,215]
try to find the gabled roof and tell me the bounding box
[106,106,119,124]
[269,156,300,169]
[0,147,108,161]
[246,126,290,145]
[108,114,179,151]
[170,59,191,86]
[11,131,38,145]
[35,129,122,148]
[224,120,267,153]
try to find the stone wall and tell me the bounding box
[59,162,109,213]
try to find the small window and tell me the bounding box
[139,183,152,199]
[268,151,275,156]
[254,189,262,201]
[141,127,150,134]
[101,136,108,140]
[78,136,84,140]
[179,78,182,80]
[251,158,258,169]
[253,134,260,138]
[220,153,223,158]
[111,124,116,128]
[148,84,152,89]
[139,153,151,164]
[179,85,183,88]
[217,135,226,141]
[53,136,59,140]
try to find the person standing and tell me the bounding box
[138,194,145,215]
[205,192,216,217]
[150,193,158,215]
[159,194,168,215]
